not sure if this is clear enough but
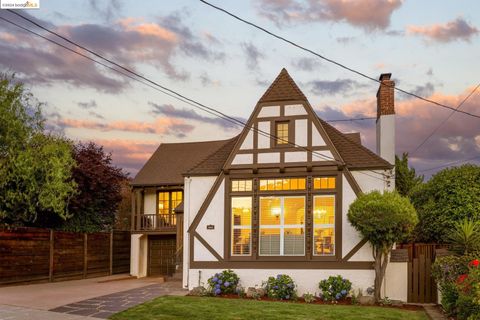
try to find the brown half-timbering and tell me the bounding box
[193,231,223,261]
[342,238,369,261]
[190,260,374,270]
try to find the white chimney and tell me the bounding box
[376,73,395,165]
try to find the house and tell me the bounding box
[130,69,408,300]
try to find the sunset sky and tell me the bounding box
[0,0,479,178]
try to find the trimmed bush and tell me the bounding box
[318,275,352,302]
[207,269,240,296]
[263,274,297,300]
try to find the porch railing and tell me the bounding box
[133,213,176,231]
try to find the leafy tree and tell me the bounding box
[114,178,132,230]
[395,152,423,197]
[348,191,418,302]
[0,75,77,225]
[410,165,480,243]
[63,142,128,232]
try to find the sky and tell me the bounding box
[0,0,479,178]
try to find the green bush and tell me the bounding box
[302,293,316,303]
[410,165,480,243]
[263,274,297,300]
[207,270,240,296]
[318,275,352,302]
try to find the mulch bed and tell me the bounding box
[187,294,424,311]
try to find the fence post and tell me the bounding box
[109,231,113,275]
[83,233,88,278]
[49,230,54,282]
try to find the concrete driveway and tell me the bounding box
[0,274,166,310]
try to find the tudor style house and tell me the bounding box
[131,69,408,300]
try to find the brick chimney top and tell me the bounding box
[376,73,395,119]
[379,73,392,81]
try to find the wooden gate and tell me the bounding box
[400,243,442,303]
[148,235,176,276]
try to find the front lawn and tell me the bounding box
[110,296,428,320]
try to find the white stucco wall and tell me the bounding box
[258,106,280,118]
[284,104,307,116]
[284,151,307,162]
[258,152,280,163]
[232,154,253,165]
[312,150,333,162]
[257,121,270,149]
[130,234,147,278]
[376,114,395,165]
[143,190,156,215]
[188,269,375,296]
[312,126,326,146]
[196,181,225,259]
[240,129,254,150]
[384,262,408,301]
[295,119,308,147]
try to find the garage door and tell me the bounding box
[148,235,176,276]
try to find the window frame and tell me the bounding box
[157,190,183,216]
[231,196,253,257]
[312,194,336,256]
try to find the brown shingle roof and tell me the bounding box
[131,139,230,186]
[258,68,307,103]
[318,118,392,169]
[185,136,239,175]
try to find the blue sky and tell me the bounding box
[0,0,479,177]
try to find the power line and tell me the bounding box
[1,12,391,183]
[410,83,480,155]
[417,155,480,173]
[199,0,480,120]
[326,117,376,122]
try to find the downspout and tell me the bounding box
[184,176,192,289]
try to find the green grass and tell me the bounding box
[110,296,428,320]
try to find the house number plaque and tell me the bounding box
[206,224,215,230]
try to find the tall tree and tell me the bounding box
[63,142,128,232]
[0,74,77,225]
[395,152,424,197]
[411,164,480,243]
[348,191,418,302]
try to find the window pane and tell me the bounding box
[232,197,252,226]
[245,180,252,191]
[158,192,169,215]
[313,195,335,256]
[313,196,335,225]
[314,227,335,255]
[276,122,289,145]
[231,180,239,192]
[260,197,281,225]
[313,177,336,189]
[231,179,253,192]
[284,228,305,255]
[258,178,306,191]
[284,197,305,225]
[259,179,267,191]
[259,228,280,255]
[232,229,251,255]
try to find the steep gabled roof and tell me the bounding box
[131,139,230,186]
[186,136,239,175]
[318,118,392,169]
[258,68,307,103]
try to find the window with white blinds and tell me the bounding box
[259,196,305,256]
[313,195,335,255]
[231,197,252,256]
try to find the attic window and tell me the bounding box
[275,121,289,145]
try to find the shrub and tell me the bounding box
[318,275,352,302]
[302,293,316,303]
[456,259,480,320]
[207,269,240,296]
[263,274,297,300]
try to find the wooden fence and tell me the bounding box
[0,227,130,285]
[398,243,448,303]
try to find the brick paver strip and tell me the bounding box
[49,282,187,319]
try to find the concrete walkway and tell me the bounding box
[50,281,187,319]
[0,274,165,310]
[0,305,93,320]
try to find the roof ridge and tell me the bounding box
[258,68,307,103]
[318,117,391,168]
[186,135,239,174]
[159,138,233,146]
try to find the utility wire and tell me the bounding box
[326,117,376,122]
[199,0,480,120]
[1,12,391,182]
[417,155,480,173]
[410,83,480,155]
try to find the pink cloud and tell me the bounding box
[56,117,194,137]
[407,17,478,43]
[256,0,402,30]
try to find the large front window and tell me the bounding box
[259,196,305,256]
[157,190,182,227]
